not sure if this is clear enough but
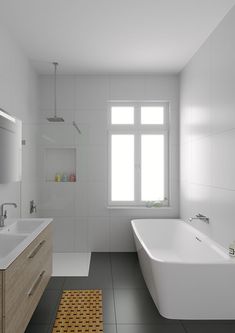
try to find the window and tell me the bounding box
[108,102,169,207]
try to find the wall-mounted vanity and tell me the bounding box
[0,218,52,333]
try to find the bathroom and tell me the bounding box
[0,1,235,332]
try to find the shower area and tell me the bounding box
[37,63,90,276]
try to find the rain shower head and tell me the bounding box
[47,116,64,122]
[47,62,64,122]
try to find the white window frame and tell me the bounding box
[108,101,169,207]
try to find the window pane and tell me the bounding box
[111,135,134,201]
[141,106,164,124]
[141,135,164,201]
[111,106,134,124]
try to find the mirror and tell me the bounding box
[0,109,22,183]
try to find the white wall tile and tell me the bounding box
[74,217,88,252]
[52,217,75,252]
[190,40,211,141]
[211,12,235,134]
[76,148,89,181]
[180,6,235,248]
[88,217,109,252]
[110,216,135,252]
[87,146,107,181]
[191,137,211,186]
[180,181,192,222]
[75,181,88,217]
[40,182,75,217]
[87,181,108,217]
[211,130,235,190]
[109,75,145,100]
[180,142,191,183]
[56,76,76,110]
[39,75,54,110]
[180,68,192,144]
[210,188,235,248]
[39,123,75,146]
[75,76,109,109]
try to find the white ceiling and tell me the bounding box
[0,0,235,74]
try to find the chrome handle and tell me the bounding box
[28,271,45,296]
[28,240,46,259]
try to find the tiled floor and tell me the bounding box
[25,253,235,333]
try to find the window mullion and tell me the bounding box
[134,133,141,204]
[135,104,141,205]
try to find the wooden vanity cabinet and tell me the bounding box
[0,224,52,333]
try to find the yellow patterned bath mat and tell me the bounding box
[52,290,103,333]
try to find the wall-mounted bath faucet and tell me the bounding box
[0,202,17,227]
[189,214,209,224]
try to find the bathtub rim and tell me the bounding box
[131,218,234,265]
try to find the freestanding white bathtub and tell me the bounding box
[131,219,235,320]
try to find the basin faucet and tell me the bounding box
[0,203,17,227]
[189,213,209,224]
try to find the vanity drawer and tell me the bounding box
[3,225,52,333]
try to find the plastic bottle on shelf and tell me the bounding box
[69,173,76,182]
[55,173,61,182]
[62,173,68,182]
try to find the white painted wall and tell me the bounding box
[180,7,235,248]
[38,74,179,252]
[0,24,40,219]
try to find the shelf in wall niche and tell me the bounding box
[44,147,76,183]
[45,180,77,183]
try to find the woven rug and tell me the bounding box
[52,290,103,333]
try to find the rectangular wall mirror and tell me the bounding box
[0,109,22,183]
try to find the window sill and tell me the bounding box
[107,206,171,210]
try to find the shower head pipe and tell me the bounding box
[47,62,64,122]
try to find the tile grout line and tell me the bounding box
[109,253,118,333]
[180,320,189,333]
[47,278,66,333]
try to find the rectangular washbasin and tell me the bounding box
[0,234,27,258]
[3,219,45,234]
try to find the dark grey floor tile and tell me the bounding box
[117,324,185,333]
[63,253,112,289]
[63,276,91,289]
[183,324,235,333]
[90,252,111,272]
[111,253,146,289]
[111,252,138,262]
[30,290,61,324]
[49,317,117,333]
[114,289,170,324]
[104,324,117,333]
[46,277,65,290]
[64,273,113,289]
[61,252,113,290]
[102,289,116,324]
[25,324,50,333]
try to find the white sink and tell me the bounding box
[0,234,27,258]
[3,219,45,234]
[0,218,53,269]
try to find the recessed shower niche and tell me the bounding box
[44,147,76,182]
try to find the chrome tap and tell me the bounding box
[0,203,17,227]
[189,213,209,224]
